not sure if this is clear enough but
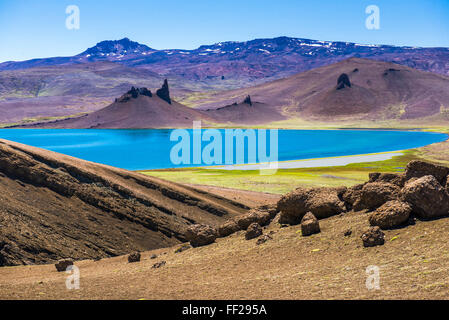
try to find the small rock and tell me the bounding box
[245,223,262,240]
[152,261,166,269]
[128,252,141,263]
[175,244,191,253]
[300,212,320,236]
[343,229,352,237]
[55,259,74,272]
[256,234,272,245]
[150,254,157,259]
[361,226,385,247]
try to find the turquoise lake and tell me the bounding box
[0,129,447,170]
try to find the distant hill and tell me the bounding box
[194,58,449,122]
[19,59,449,128]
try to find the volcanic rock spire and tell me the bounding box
[156,79,171,104]
[243,95,252,106]
[336,73,351,90]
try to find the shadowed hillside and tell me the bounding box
[0,139,248,266]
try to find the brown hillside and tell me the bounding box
[40,94,212,129]
[194,58,449,121]
[0,140,248,266]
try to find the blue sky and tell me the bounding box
[0,0,448,62]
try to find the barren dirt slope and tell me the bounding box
[0,208,447,299]
[0,139,248,266]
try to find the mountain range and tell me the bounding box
[0,36,448,126]
[21,58,449,129]
[1,37,449,79]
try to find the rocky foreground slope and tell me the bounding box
[184,160,449,249]
[0,140,248,266]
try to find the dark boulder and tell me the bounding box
[336,73,351,90]
[128,252,141,263]
[243,95,252,106]
[341,184,364,210]
[405,160,449,185]
[368,172,406,187]
[278,187,346,225]
[55,259,74,272]
[156,79,171,104]
[300,212,320,236]
[245,223,262,240]
[361,226,385,247]
[353,182,400,211]
[235,210,271,230]
[369,200,412,229]
[218,220,240,237]
[401,175,449,219]
[185,224,218,247]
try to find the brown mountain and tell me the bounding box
[194,58,449,122]
[35,82,213,129]
[0,139,248,266]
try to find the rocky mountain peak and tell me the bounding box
[115,86,152,103]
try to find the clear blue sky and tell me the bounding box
[0,0,448,62]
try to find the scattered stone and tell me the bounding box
[361,226,385,247]
[300,212,320,236]
[175,244,191,253]
[156,79,171,104]
[336,73,351,90]
[218,220,240,237]
[353,182,400,211]
[150,254,157,259]
[256,234,272,245]
[405,160,449,184]
[369,200,412,229]
[152,261,166,269]
[128,252,141,263]
[185,224,218,247]
[245,223,263,240]
[343,229,352,237]
[277,187,346,225]
[401,175,449,219]
[55,259,74,272]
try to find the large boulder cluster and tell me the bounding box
[277,160,449,232]
[182,160,449,251]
